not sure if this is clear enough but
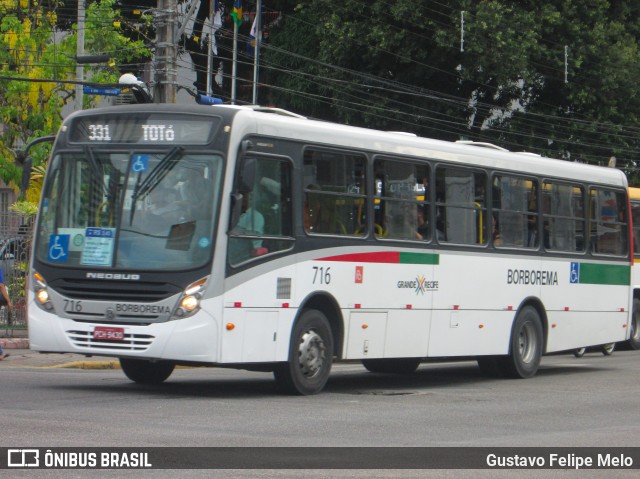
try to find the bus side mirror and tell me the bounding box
[239,157,256,193]
[230,193,244,229]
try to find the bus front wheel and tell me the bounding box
[498,306,543,379]
[120,358,175,384]
[274,309,333,395]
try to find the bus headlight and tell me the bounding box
[173,276,209,319]
[181,294,199,312]
[36,289,50,304]
[33,271,54,311]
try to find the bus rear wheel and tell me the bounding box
[628,299,640,350]
[601,343,616,356]
[362,358,421,374]
[573,347,586,358]
[120,358,175,384]
[274,309,333,395]
[497,306,543,379]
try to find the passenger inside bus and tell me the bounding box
[305,184,337,234]
[228,192,266,264]
[162,167,209,223]
[492,215,503,246]
[415,205,429,240]
[236,192,265,248]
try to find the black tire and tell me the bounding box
[497,305,543,379]
[602,343,615,356]
[362,358,421,374]
[628,299,640,350]
[120,358,175,384]
[573,347,586,358]
[273,309,333,395]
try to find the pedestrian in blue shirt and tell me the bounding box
[0,268,12,360]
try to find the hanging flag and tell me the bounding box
[230,0,243,26]
[246,13,260,58]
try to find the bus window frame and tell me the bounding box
[490,173,540,251]
[541,179,587,255]
[434,163,488,247]
[588,186,629,258]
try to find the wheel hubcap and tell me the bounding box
[297,330,325,378]
[631,313,640,342]
[518,322,536,363]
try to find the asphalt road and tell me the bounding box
[1,349,639,478]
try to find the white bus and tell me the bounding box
[28,104,633,394]
[627,186,640,349]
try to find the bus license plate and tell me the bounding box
[93,326,125,341]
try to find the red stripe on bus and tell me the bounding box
[317,251,401,263]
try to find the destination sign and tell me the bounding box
[68,114,220,145]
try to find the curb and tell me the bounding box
[45,360,121,370]
[0,338,29,349]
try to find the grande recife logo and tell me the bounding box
[397,275,439,295]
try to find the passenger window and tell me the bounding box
[589,188,628,256]
[374,159,429,241]
[303,149,366,236]
[631,200,640,258]
[542,182,585,253]
[435,166,487,245]
[228,157,293,265]
[492,175,538,249]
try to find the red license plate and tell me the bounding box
[93,326,125,341]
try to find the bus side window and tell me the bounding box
[374,158,429,241]
[590,188,628,256]
[492,175,539,249]
[303,149,367,237]
[543,182,585,253]
[631,200,640,255]
[435,166,487,245]
[228,157,293,266]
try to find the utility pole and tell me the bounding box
[75,0,85,110]
[252,0,262,104]
[154,0,178,103]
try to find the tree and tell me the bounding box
[262,0,640,171]
[0,0,151,201]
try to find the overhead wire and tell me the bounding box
[3,1,639,165]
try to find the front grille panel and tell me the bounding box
[67,330,155,351]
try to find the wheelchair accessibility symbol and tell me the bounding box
[48,234,70,262]
[131,154,149,173]
[570,262,580,284]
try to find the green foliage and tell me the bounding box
[9,201,38,217]
[0,0,151,196]
[264,0,640,175]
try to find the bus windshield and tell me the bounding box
[35,149,222,271]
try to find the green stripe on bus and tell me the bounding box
[579,263,629,285]
[399,252,440,265]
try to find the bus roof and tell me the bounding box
[225,106,628,188]
[62,104,629,189]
